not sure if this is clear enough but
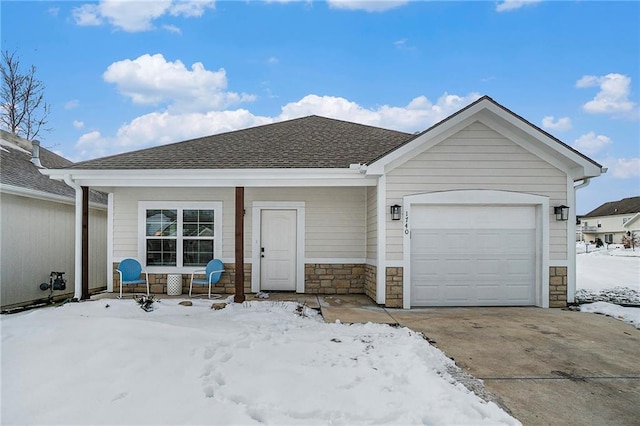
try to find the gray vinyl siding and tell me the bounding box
[112,186,366,262]
[386,121,568,261]
[0,193,107,308]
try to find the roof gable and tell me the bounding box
[68,116,412,170]
[584,196,640,218]
[366,96,603,180]
[624,213,640,229]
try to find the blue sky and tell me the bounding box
[2,0,638,213]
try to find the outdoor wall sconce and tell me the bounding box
[390,204,402,221]
[554,205,569,221]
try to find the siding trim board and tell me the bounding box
[376,175,387,304]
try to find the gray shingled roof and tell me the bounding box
[584,196,640,217]
[67,115,413,170]
[1,133,107,205]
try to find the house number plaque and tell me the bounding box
[404,211,409,235]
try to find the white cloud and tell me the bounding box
[64,100,80,110]
[72,0,214,32]
[48,7,60,16]
[267,56,279,64]
[576,73,638,118]
[74,130,107,159]
[102,53,255,112]
[609,157,640,179]
[393,38,416,51]
[162,24,182,34]
[495,0,542,12]
[72,3,103,26]
[327,0,408,12]
[168,0,214,17]
[73,110,272,159]
[394,38,407,47]
[277,93,481,131]
[573,132,612,156]
[74,91,481,159]
[541,115,572,132]
[73,120,85,129]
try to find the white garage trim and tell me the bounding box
[402,190,549,309]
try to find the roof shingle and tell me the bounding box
[67,116,413,170]
[1,131,107,204]
[584,196,640,217]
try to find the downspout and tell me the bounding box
[63,174,83,300]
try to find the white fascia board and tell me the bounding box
[40,168,377,187]
[0,183,107,210]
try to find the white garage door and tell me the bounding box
[410,205,537,307]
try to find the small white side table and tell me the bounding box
[166,274,182,296]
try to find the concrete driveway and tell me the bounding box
[316,296,640,425]
[387,307,640,426]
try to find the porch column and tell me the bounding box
[234,187,246,303]
[63,175,83,300]
[81,186,89,300]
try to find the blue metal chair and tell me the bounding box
[116,258,149,298]
[189,259,224,299]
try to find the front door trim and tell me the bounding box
[251,201,305,293]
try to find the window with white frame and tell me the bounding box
[597,220,602,228]
[138,202,222,269]
[605,234,613,244]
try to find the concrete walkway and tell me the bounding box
[315,295,640,426]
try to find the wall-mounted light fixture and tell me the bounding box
[554,205,569,221]
[390,204,402,221]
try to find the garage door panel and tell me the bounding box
[443,284,475,302]
[411,206,537,307]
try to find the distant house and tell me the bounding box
[581,196,640,245]
[0,130,108,310]
[42,96,603,308]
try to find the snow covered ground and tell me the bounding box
[575,243,640,293]
[576,243,640,328]
[1,299,519,426]
[2,245,638,425]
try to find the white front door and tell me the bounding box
[260,210,297,291]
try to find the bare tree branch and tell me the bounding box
[1,50,51,140]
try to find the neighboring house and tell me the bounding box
[581,196,640,245]
[41,96,603,308]
[0,130,108,310]
[576,215,585,242]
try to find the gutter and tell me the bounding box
[63,174,83,300]
[573,178,591,191]
[1,184,107,209]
